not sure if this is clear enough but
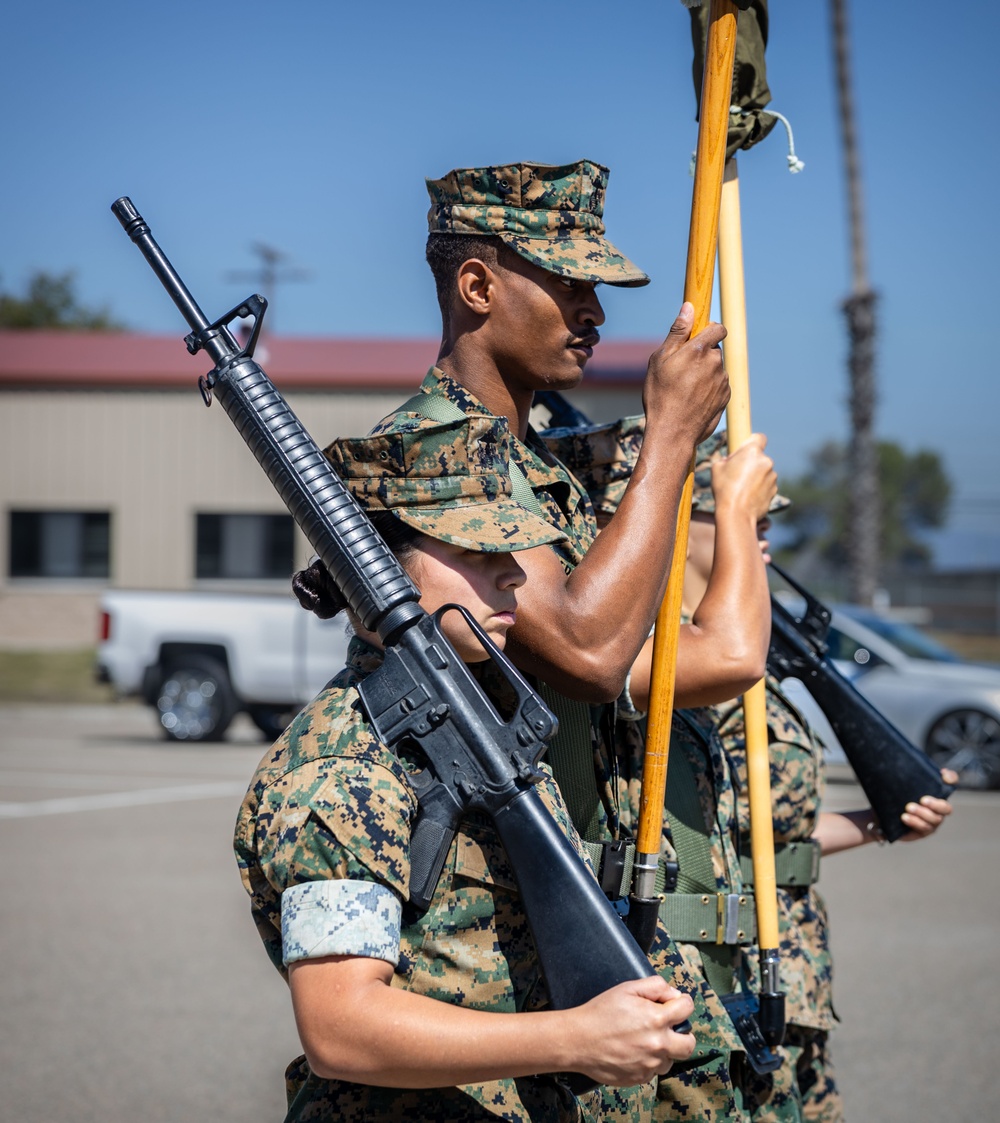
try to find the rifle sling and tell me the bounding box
[534,682,605,844]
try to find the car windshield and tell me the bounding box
[840,610,962,663]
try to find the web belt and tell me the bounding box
[739,840,821,888]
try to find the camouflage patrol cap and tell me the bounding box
[692,430,791,515]
[323,414,566,553]
[426,160,650,287]
[540,415,645,519]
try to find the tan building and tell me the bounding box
[0,330,647,649]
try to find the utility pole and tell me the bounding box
[831,0,880,605]
[226,243,312,334]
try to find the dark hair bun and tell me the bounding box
[292,559,347,619]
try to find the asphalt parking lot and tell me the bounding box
[1,702,997,1122]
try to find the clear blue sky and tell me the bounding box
[4,0,998,567]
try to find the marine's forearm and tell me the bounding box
[291,958,576,1087]
[509,437,694,701]
[626,500,769,712]
[677,496,770,703]
[290,958,694,1089]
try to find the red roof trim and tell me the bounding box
[0,331,649,390]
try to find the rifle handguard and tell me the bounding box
[111,197,420,645]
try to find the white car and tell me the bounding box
[783,605,1000,790]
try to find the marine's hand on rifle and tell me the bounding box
[896,769,957,841]
[815,770,957,855]
[572,976,696,1086]
[289,953,694,1089]
[643,302,729,447]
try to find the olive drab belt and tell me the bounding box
[660,715,756,946]
[739,839,821,889]
[657,713,757,998]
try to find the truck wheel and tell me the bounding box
[156,656,236,742]
[247,704,300,741]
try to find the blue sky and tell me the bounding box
[3,0,998,567]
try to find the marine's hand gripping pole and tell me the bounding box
[629,0,740,944]
[110,199,660,1055]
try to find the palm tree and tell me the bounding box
[831,0,880,605]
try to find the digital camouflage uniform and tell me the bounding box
[542,422,809,1123]
[236,636,603,1122]
[416,161,759,1117]
[614,710,755,1123]
[235,414,634,1121]
[686,432,842,1123]
[705,681,842,1123]
[282,159,744,1119]
[368,368,749,1120]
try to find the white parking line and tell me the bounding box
[0,781,248,818]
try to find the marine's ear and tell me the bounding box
[455,258,498,318]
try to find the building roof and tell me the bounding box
[0,331,652,390]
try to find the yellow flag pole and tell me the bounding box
[718,156,785,1044]
[632,0,739,916]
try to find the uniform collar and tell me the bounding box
[346,635,385,677]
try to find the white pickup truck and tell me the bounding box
[96,589,350,742]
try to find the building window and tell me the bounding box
[195,513,295,580]
[8,511,112,578]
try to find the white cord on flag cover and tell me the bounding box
[688,106,805,176]
[731,105,806,173]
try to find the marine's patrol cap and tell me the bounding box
[692,430,791,515]
[540,415,645,519]
[426,160,649,287]
[324,414,566,553]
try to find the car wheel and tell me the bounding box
[925,708,1000,789]
[247,704,299,741]
[156,656,236,742]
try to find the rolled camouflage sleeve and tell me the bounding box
[281,878,403,966]
[251,710,417,960]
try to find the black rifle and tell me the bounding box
[110,199,656,1021]
[535,389,594,430]
[768,563,953,842]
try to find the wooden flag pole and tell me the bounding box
[633,0,740,903]
[717,155,785,1044]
